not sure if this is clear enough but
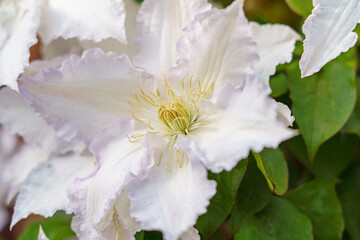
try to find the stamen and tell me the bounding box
[127,75,215,151]
[158,99,191,134]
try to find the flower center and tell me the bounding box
[158,98,192,135]
[127,76,215,143]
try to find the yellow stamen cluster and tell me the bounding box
[158,98,191,135]
[128,76,214,142]
[127,76,216,168]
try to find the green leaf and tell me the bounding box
[229,156,273,235]
[196,159,248,239]
[209,227,225,240]
[288,49,357,160]
[18,212,75,240]
[135,231,145,240]
[337,167,360,240]
[234,198,313,240]
[286,179,344,240]
[286,134,358,180]
[343,77,360,137]
[252,148,289,195]
[284,0,313,18]
[343,113,360,137]
[144,231,163,240]
[270,73,288,98]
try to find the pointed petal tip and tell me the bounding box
[38,225,49,240]
[300,68,315,78]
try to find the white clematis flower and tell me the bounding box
[0,125,50,231]
[0,87,92,230]
[0,0,127,91]
[0,87,84,154]
[0,126,18,231]
[3,21,141,235]
[18,0,298,239]
[0,0,43,91]
[300,0,360,77]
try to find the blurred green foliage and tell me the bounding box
[18,212,75,240]
[284,0,312,17]
[286,180,344,240]
[235,198,313,240]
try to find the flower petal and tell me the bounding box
[114,190,141,234]
[179,227,200,240]
[80,0,140,58]
[249,22,301,87]
[71,190,139,240]
[0,87,83,154]
[68,119,150,239]
[187,81,297,173]
[99,190,140,240]
[133,0,211,75]
[2,145,50,203]
[127,143,216,240]
[10,152,95,228]
[38,0,126,44]
[0,0,43,91]
[38,226,49,240]
[300,0,360,77]
[24,42,82,78]
[170,0,259,91]
[18,48,154,145]
[0,126,18,159]
[276,102,295,127]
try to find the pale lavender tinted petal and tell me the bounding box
[0,87,83,154]
[23,54,72,78]
[19,48,154,145]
